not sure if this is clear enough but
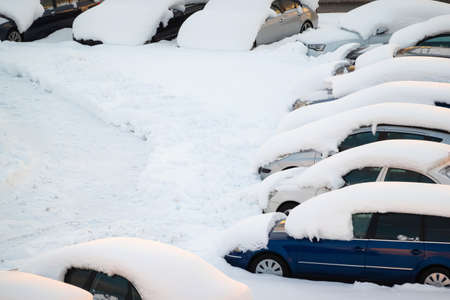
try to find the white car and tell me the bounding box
[260,140,450,213]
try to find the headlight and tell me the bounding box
[292,99,308,110]
[268,189,278,200]
[307,43,326,52]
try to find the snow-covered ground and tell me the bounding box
[1,14,449,300]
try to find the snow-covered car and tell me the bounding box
[259,140,450,214]
[280,81,450,132]
[225,182,450,288]
[256,103,450,179]
[73,0,206,46]
[177,0,318,51]
[0,0,100,42]
[0,271,93,300]
[23,237,252,300]
[300,0,450,56]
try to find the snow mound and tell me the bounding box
[0,271,92,300]
[328,57,450,98]
[339,0,450,40]
[0,0,44,33]
[73,0,183,45]
[278,81,450,132]
[354,44,398,69]
[257,103,450,166]
[285,182,450,240]
[23,238,252,300]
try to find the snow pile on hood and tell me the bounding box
[390,14,450,49]
[256,103,450,166]
[339,0,450,40]
[0,271,93,300]
[328,57,450,98]
[354,44,398,69]
[220,213,286,255]
[23,238,252,300]
[278,81,450,132]
[285,182,450,240]
[73,0,183,45]
[0,0,44,33]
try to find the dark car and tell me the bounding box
[0,0,100,42]
[396,33,450,59]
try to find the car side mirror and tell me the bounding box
[376,27,388,35]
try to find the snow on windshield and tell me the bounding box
[0,0,44,33]
[285,182,450,240]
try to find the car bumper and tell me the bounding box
[224,251,253,270]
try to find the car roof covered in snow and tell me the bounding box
[0,0,44,33]
[285,182,450,240]
[0,271,93,300]
[22,238,252,300]
[339,0,450,40]
[256,103,450,166]
[328,56,450,98]
[278,81,450,132]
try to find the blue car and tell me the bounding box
[225,183,450,288]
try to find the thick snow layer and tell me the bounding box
[328,57,450,98]
[339,0,450,40]
[0,0,44,33]
[354,44,398,69]
[278,81,450,132]
[0,271,92,300]
[73,0,183,45]
[24,238,252,300]
[257,103,450,166]
[285,182,450,240]
[219,213,286,256]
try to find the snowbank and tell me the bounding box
[278,81,450,132]
[0,271,92,300]
[219,213,286,256]
[73,0,183,45]
[0,0,44,33]
[285,182,450,240]
[257,103,450,166]
[354,44,398,69]
[328,57,450,98]
[339,0,450,40]
[23,238,252,300]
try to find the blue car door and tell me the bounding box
[364,213,425,284]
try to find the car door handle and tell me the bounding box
[411,249,422,255]
[280,18,286,23]
[355,246,366,252]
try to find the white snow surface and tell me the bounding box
[0,0,44,33]
[328,57,450,98]
[0,271,92,300]
[24,238,252,300]
[354,44,398,69]
[73,0,183,45]
[339,0,450,40]
[257,103,450,166]
[278,81,450,132]
[285,182,450,241]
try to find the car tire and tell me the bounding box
[419,267,450,288]
[7,29,22,42]
[276,202,299,215]
[300,21,313,33]
[248,253,290,277]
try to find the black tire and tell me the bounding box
[248,253,290,277]
[300,21,313,33]
[7,29,22,42]
[419,267,450,288]
[276,201,299,215]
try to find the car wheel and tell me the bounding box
[276,202,299,215]
[300,21,313,33]
[248,253,290,277]
[419,267,450,288]
[7,29,22,42]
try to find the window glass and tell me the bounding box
[381,131,442,142]
[385,168,435,184]
[343,167,381,186]
[55,0,77,8]
[40,0,54,9]
[352,213,373,239]
[65,268,96,290]
[338,131,379,152]
[424,216,450,243]
[91,273,130,300]
[279,0,297,11]
[417,35,450,48]
[270,0,282,14]
[374,213,421,241]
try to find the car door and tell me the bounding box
[364,213,425,284]
[278,0,302,38]
[423,215,450,282]
[255,0,284,45]
[23,1,55,41]
[50,0,80,31]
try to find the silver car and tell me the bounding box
[255,0,318,46]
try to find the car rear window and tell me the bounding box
[424,216,450,243]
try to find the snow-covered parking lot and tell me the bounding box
[1,12,450,300]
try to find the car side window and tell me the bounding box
[338,131,380,152]
[373,213,422,241]
[279,0,297,11]
[352,213,373,239]
[381,131,442,142]
[91,272,131,300]
[64,268,97,290]
[40,0,54,10]
[342,167,382,186]
[417,34,450,48]
[385,168,435,184]
[270,0,283,14]
[424,216,450,243]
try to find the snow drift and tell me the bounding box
[0,0,44,33]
